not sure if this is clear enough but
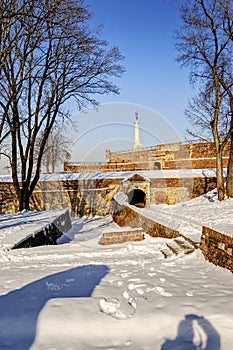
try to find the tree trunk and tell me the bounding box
[18,186,31,211]
[45,154,50,173]
[216,148,225,201]
[52,161,56,173]
[226,136,233,197]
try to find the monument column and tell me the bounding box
[134,112,142,150]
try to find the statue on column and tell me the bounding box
[105,148,111,162]
[134,112,142,151]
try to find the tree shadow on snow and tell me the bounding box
[0,264,109,350]
[161,314,220,350]
[0,211,54,231]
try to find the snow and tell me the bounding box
[114,191,128,205]
[0,209,68,251]
[103,226,144,234]
[0,168,228,183]
[0,193,233,349]
[115,188,233,240]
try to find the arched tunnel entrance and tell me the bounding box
[127,189,146,208]
[154,161,161,170]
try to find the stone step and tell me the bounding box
[179,234,200,249]
[160,236,197,258]
[174,238,195,255]
[166,242,180,256]
[160,248,173,259]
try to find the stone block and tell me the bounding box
[98,229,145,245]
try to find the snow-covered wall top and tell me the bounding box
[0,168,227,183]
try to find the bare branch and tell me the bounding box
[176,0,233,200]
[0,0,125,209]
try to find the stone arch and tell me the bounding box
[127,189,146,208]
[154,161,161,170]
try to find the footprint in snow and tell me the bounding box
[45,282,63,291]
[121,272,131,278]
[44,279,74,291]
[148,272,156,277]
[122,282,148,311]
[65,278,74,283]
[123,291,137,310]
[127,282,145,296]
[155,286,172,297]
[98,298,134,319]
[117,281,124,286]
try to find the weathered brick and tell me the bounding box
[201,226,233,273]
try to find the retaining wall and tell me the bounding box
[201,226,233,273]
[12,209,72,249]
[0,174,218,215]
[112,200,180,239]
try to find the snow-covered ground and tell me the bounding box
[0,192,233,350]
[133,189,233,241]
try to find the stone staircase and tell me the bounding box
[160,236,197,259]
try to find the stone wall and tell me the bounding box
[0,174,219,215]
[112,200,180,239]
[64,160,149,173]
[0,182,19,213]
[108,141,230,170]
[63,179,122,216]
[64,141,230,173]
[0,178,123,216]
[38,178,122,216]
[201,226,233,273]
[150,176,217,205]
[163,142,229,169]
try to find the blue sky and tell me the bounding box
[70,0,195,163]
[1,0,195,174]
[68,0,195,163]
[85,0,191,112]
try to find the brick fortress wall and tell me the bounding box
[64,141,230,173]
[0,174,218,215]
[1,141,228,215]
[107,141,230,170]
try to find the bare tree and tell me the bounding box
[36,126,71,173]
[186,93,219,143]
[176,0,233,200]
[185,88,231,142]
[0,1,18,144]
[0,0,124,210]
[217,0,233,197]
